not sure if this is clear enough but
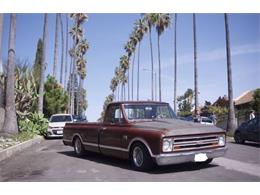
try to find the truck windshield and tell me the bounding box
[50,115,72,122]
[123,104,177,120]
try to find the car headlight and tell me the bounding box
[48,126,53,129]
[162,138,173,152]
[218,135,225,146]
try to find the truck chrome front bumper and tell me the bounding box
[155,147,227,166]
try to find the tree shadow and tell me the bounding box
[229,141,260,148]
[58,151,133,170]
[58,150,218,174]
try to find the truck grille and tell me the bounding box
[173,134,220,152]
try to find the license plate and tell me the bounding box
[194,153,208,162]
[57,130,63,134]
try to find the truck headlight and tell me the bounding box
[218,135,225,146]
[162,138,173,152]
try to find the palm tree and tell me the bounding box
[70,13,88,115]
[38,14,48,114]
[135,18,148,101]
[125,36,137,100]
[2,14,18,134]
[173,13,177,113]
[193,13,199,116]
[110,76,118,99]
[53,14,59,78]
[59,14,64,85]
[143,13,157,101]
[114,67,120,100]
[224,13,236,133]
[119,55,129,100]
[155,13,171,101]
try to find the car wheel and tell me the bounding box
[73,137,85,156]
[234,132,245,144]
[130,143,154,171]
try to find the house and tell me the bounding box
[234,90,254,110]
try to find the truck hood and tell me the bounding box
[132,118,224,136]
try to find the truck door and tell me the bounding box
[99,104,127,158]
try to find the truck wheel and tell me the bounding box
[234,132,245,144]
[130,143,154,171]
[73,137,85,156]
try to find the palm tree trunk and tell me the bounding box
[53,14,59,78]
[121,83,123,101]
[173,13,177,113]
[64,14,69,88]
[131,51,135,101]
[157,34,162,102]
[59,14,64,85]
[0,13,3,74]
[148,26,154,101]
[117,85,120,101]
[2,14,18,134]
[77,77,82,115]
[0,14,4,109]
[137,41,141,101]
[38,14,48,114]
[127,69,130,101]
[193,14,199,116]
[224,13,236,133]
[71,59,75,114]
[68,55,73,112]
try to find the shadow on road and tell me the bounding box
[58,151,218,174]
[229,141,260,148]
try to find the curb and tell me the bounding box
[0,136,44,162]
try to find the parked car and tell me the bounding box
[63,101,227,171]
[46,114,73,138]
[200,117,214,125]
[234,117,260,144]
[73,115,87,122]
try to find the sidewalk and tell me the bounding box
[0,136,43,162]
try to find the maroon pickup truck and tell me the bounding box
[63,101,227,171]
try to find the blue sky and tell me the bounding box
[1,13,259,121]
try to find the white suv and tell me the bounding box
[46,114,73,138]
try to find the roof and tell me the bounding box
[234,90,254,106]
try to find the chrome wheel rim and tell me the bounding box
[75,139,81,154]
[133,146,144,167]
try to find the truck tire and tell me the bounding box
[130,142,154,171]
[73,137,85,156]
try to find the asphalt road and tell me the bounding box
[0,138,259,181]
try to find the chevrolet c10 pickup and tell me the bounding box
[63,101,227,171]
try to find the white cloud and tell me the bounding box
[163,43,260,68]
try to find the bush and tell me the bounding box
[18,112,48,136]
[43,75,69,118]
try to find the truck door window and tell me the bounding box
[104,105,122,124]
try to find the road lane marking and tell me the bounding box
[214,157,260,178]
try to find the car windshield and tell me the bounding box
[50,115,72,122]
[201,117,213,123]
[123,103,177,120]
